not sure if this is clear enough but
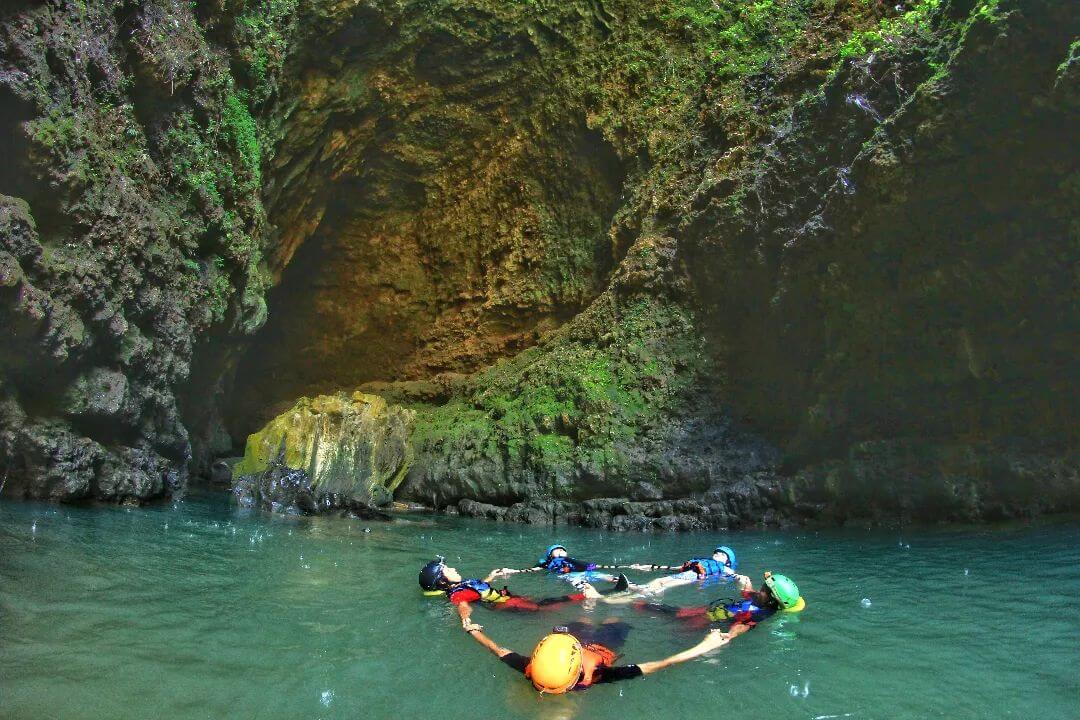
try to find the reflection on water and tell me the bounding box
[1,491,1077,720]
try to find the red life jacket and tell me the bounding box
[523,642,618,691]
[576,643,618,688]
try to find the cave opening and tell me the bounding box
[224,119,625,441]
[222,51,626,440]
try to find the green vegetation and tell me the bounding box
[410,295,705,492]
[14,0,299,353]
[234,0,301,103]
[222,94,262,189]
[838,0,942,60]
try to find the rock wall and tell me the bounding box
[2,1,1076,525]
[0,1,287,501]
[232,391,413,514]
[226,2,627,430]
[683,0,1080,521]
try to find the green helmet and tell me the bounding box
[763,572,800,610]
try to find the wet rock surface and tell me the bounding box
[233,392,414,513]
[456,474,784,530]
[233,461,391,520]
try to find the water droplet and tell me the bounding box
[845,93,882,121]
[964,568,970,576]
[860,598,872,608]
[320,690,333,707]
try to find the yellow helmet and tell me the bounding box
[526,632,582,694]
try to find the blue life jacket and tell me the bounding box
[543,556,575,574]
[684,556,732,578]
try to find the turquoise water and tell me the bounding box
[1,492,1077,720]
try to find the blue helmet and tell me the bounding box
[419,556,447,591]
[714,545,737,570]
[539,544,566,565]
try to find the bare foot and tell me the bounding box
[580,582,603,600]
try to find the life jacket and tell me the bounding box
[575,643,618,689]
[543,556,575,575]
[682,556,731,579]
[707,596,775,626]
[447,578,509,604]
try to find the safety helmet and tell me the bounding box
[713,545,737,569]
[538,544,567,565]
[763,571,801,610]
[418,557,447,592]
[526,631,582,694]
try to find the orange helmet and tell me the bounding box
[525,632,582,694]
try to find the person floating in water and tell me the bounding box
[610,544,739,597]
[418,557,595,630]
[498,544,626,587]
[635,571,805,638]
[460,617,737,693]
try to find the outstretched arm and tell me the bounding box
[637,626,746,675]
[456,600,475,629]
[462,620,514,658]
[485,566,543,579]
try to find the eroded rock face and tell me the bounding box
[682,0,1080,520]
[232,392,414,514]
[0,1,286,501]
[792,441,1080,524]
[2,1,1076,525]
[224,3,626,433]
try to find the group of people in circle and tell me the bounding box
[419,542,805,694]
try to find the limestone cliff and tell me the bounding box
[1,1,1076,525]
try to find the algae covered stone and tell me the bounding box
[233,392,414,513]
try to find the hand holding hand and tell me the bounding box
[462,618,482,632]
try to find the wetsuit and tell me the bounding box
[499,621,643,688]
[446,579,585,612]
[635,589,777,630]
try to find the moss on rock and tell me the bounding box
[234,391,415,507]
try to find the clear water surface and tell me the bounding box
[1,491,1077,720]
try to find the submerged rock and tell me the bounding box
[232,392,414,515]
